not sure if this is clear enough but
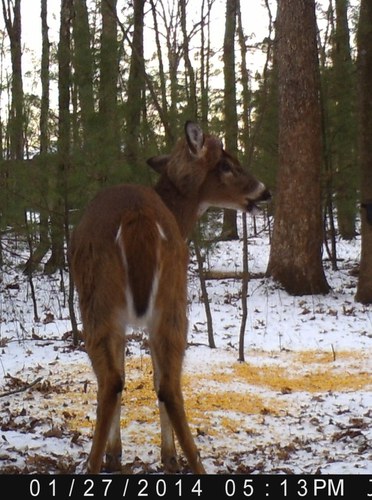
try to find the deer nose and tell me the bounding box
[259,189,271,202]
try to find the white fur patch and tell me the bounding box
[115,222,161,329]
[116,270,160,329]
[197,202,209,217]
[250,181,266,199]
[115,224,123,243]
[156,222,167,241]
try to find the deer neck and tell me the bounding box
[154,177,200,239]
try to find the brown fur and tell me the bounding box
[119,209,160,317]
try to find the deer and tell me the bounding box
[69,121,271,474]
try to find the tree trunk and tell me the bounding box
[40,0,50,155]
[221,0,238,240]
[148,0,174,148]
[23,0,51,275]
[200,0,212,130]
[193,238,215,349]
[267,0,329,295]
[356,0,372,304]
[2,0,23,160]
[179,0,197,120]
[162,0,181,142]
[125,0,145,171]
[45,0,72,274]
[99,0,119,171]
[237,0,251,164]
[238,213,249,362]
[332,0,357,240]
[149,0,168,120]
[72,0,95,158]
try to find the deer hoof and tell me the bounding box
[163,455,180,473]
[105,453,122,473]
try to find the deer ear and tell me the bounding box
[147,155,170,174]
[185,121,204,155]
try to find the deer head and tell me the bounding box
[148,121,271,226]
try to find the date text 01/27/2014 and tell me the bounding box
[18,475,372,499]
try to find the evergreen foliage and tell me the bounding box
[0,0,370,301]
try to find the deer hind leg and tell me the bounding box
[105,386,123,472]
[86,328,124,474]
[150,314,205,474]
[160,379,205,474]
[104,336,125,472]
[151,356,179,472]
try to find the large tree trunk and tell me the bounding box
[356,0,372,304]
[267,0,329,295]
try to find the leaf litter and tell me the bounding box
[0,216,371,474]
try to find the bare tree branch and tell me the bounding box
[0,377,43,398]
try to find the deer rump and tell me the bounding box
[71,183,186,331]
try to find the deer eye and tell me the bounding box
[219,161,232,173]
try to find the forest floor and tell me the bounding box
[0,216,371,475]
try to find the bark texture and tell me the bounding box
[267,0,329,295]
[356,0,372,304]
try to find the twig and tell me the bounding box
[238,212,249,362]
[203,270,266,280]
[331,344,336,362]
[0,376,43,398]
[192,237,216,349]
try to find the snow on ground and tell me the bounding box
[0,214,371,474]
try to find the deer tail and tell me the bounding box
[116,210,162,318]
